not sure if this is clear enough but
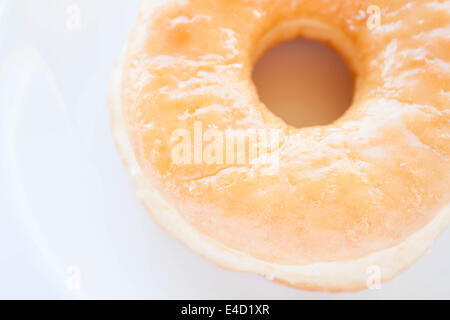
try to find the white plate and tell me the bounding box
[0,0,449,299]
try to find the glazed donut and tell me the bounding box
[110,0,450,291]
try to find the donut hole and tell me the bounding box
[252,38,355,128]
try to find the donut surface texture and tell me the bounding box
[110,0,450,291]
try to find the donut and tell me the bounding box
[109,0,450,291]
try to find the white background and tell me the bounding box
[0,0,449,299]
